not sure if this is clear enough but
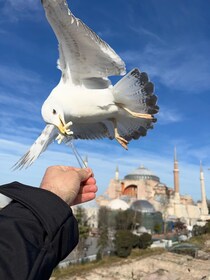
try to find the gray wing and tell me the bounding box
[63,122,114,141]
[14,124,58,169]
[42,0,126,85]
[64,118,154,143]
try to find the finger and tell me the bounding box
[71,192,96,206]
[78,168,93,182]
[81,177,96,186]
[78,184,98,194]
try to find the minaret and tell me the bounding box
[200,162,209,215]
[173,147,180,200]
[115,165,119,181]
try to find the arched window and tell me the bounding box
[123,185,137,198]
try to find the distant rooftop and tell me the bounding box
[108,198,129,211]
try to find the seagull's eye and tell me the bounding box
[53,109,57,115]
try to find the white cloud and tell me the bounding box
[188,146,210,163]
[1,0,41,22]
[158,107,184,125]
[5,0,40,10]
[0,64,50,138]
[0,91,43,141]
[0,93,40,112]
[129,25,164,44]
[121,42,210,93]
[0,65,44,94]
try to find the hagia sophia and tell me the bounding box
[88,148,210,229]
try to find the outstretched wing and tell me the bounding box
[65,122,114,140]
[13,124,58,169]
[41,0,126,85]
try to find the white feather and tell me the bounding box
[14,125,58,169]
[42,0,126,85]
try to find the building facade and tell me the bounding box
[96,149,210,226]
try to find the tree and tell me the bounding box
[97,207,110,257]
[192,225,205,236]
[74,206,90,259]
[97,207,143,258]
[157,191,170,236]
[138,233,152,249]
[204,221,210,233]
[115,209,142,231]
[114,230,136,257]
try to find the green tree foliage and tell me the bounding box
[131,233,140,248]
[192,221,210,237]
[74,206,90,258]
[138,233,152,249]
[74,206,90,239]
[98,207,110,228]
[115,209,142,230]
[192,224,205,236]
[114,230,135,257]
[98,207,153,259]
[97,207,109,257]
[204,221,210,234]
[114,230,152,257]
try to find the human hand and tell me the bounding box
[40,166,97,206]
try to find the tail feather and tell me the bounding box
[113,68,159,114]
[116,116,153,142]
[144,82,154,95]
[113,68,159,142]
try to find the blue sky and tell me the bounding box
[0,0,210,201]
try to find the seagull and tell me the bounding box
[15,0,159,169]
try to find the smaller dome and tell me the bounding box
[130,200,156,213]
[137,226,147,233]
[108,198,129,211]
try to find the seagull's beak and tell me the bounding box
[57,115,66,134]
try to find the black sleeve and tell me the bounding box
[0,182,79,280]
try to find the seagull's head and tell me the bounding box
[41,99,67,134]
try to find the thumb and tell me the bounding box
[78,168,92,182]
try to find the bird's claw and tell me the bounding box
[56,134,65,144]
[63,121,73,135]
[56,121,74,144]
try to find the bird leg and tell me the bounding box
[112,119,128,150]
[120,106,154,120]
[56,121,73,144]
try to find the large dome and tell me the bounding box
[130,200,156,213]
[124,165,160,182]
[108,198,129,211]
